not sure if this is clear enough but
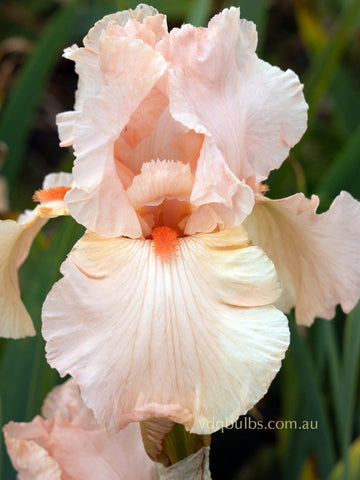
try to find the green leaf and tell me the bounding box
[0,1,78,191]
[186,0,212,26]
[305,0,360,122]
[289,319,336,479]
[328,438,360,480]
[316,123,360,201]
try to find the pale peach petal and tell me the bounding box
[190,137,242,208]
[4,420,62,480]
[64,36,167,237]
[121,106,189,175]
[127,160,193,208]
[169,7,307,183]
[243,192,360,326]
[83,5,160,51]
[43,227,289,434]
[67,157,143,239]
[106,15,168,49]
[56,111,80,148]
[183,184,254,235]
[70,47,166,189]
[64,45,103,112]
[4,380,156,480]
[99,34,166,85]
[117,85,168,154]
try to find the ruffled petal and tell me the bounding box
[243,192,360,326]
[183,183,254,235]
[64,36,167,236]
[4,419,62,480]
[127,160,193,208]
[43,226,289,434]
[169,7,307,183]
[83,5,160,51]
[66,157,143,239]
[4,380,156,480]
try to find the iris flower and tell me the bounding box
[3,4,356,438]
[41,5,305,434]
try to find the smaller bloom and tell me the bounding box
[3,379,156,480]
[0,172,72,338]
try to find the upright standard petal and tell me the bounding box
[64,36,167,237]
[169,7,307,183]
[4,380,156,480]
[43,226,289,434]
[243,192,360,326]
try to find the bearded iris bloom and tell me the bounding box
[39,4,308,435]
[2,4,358,441]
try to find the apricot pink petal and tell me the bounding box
[121,107,190,176]
[168,7,307,183]
[183,184,254,235]
[64,41,166,237]
[3,380,156,480]
[4,419,62,480]
[243,192,360,326]
[83,5,161,51]
[42,226,289,435]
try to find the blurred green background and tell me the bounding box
[0,0,360,479]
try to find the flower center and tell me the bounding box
[151,226,178,260]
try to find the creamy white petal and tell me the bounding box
[0,218,45,338]
[1,172,72,339]
[56,111,81,147]
[42,172,73,189]
[244,192,360,326]
[43,226,289,434]
[169,7,308,183]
